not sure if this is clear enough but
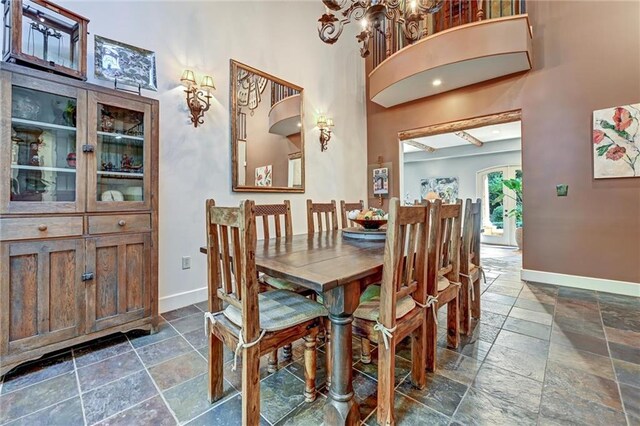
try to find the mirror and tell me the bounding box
[231,60,304,192]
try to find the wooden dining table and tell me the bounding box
[201,230,386,425]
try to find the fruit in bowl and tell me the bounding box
[348,208,388,230]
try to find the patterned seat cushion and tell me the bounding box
[261,274,304,292]
[223,290,327,332]
[353,285,416,322]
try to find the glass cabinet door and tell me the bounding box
[87,92,151,212]
[1,72,86,213]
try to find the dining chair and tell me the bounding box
[204,200,327,425]
[352,198,429,425]
[306,199,338,233]
[459,198,483,335]
[340,199,365,228]
[426,199,463,372]
[254,201,314,372]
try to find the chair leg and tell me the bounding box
[282,344,292,361]
[471,278,481,319]
[303,332,318,402]
[376,339,396,426]
[411,316,427,390]
[268,350,278,373]
[324,318,332,389]
[426,307,437,373]
[447,297,460,349]
[460,279,471,336]
[361,338,372,364]
[208,331,224,402]
[241,344,261,426]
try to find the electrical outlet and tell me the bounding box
[181,256,191,270]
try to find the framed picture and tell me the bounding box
[373,167,389,195]
[255,165,272,187]
[94,36,158,91]
[420,177,459,203]
[593,103,640,178]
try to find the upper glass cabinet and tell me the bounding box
[87,92,151,212]
[1,72,86,213]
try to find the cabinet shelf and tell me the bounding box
[11,165,77,173]
[11,118,77,132]
[97,171,144,178]
[97,131,144,141]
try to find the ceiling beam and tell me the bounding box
[398,110,521,140]
[404,139,436,153]
[454,131,484,147]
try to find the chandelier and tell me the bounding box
[318,0,443,58]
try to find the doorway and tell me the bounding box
[477,165,522,246]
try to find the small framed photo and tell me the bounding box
[373,167,389,195]
[94,36,158,91]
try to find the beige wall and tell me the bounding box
[367,1,640,284]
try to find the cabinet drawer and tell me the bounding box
[88,214,151,235]
[0,217,83,241]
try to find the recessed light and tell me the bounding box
[432,79,442,87]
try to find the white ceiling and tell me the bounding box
[403,121,521,153]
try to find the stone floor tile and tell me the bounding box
[609,342,640,365]
[353,351,412,386]
[273,394,326,426]
[285,350,327,389]
[502,317,551,340]
[169,314,203,335]
[161,305,201,322]
[194,300,209,312]
[554,298,599,318]
[223,353,278,391]
[77,350,143,392]
[494,329,549,357]
[396,372,467,416]
[5,397,84,426]
[557,287,598,302]
[613,358,640,388]
[259,369,307,424]
[605,326,640,349]
[486,284,521,298]
[352,369,379,420]
[453,387,537,425]
[540,382,626,425]
[545,361,622,411]
[127,319,178,349]
[1,351,74,395]
[550,329,609,357]
[94,395,176,426]
[479,311,508,328]
[0,372,78,425]
[376,392,450,426]
[135,335,192,367]
[183,327,208,349]
[600,304,640,332]
[184,393,270,426]
[82,370,157,425]
[509,306,553,326]
[73,335,132,368]
[518,289,557,305]
[435,348,482,385]
[620,383,640,419]
[481,300,512,316]
[514,298,555,314]
[481,292,517,307]
[548,342,615,380]
[163,373,236,423]
[553,314,605,339]
[148,350,207,391]
[472,322,501,344]
[472,363,543,412]
[491,278,525,289]
[485,342,547,382]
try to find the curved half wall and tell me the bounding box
[370,15,533,108]
[269,94,302,136]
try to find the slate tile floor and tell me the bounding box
[1,246,639,425]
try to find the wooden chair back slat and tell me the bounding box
[378,199,430,328]
[206,199,259,341]
[255,201,292,241]
[306,200,338,234]
[427,200,462,296]
[461,198,482,269]
[340,200,365,228]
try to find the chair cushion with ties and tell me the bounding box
[353,284,417,322]
[222,290,328,332]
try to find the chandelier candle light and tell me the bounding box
[181,70,216,127]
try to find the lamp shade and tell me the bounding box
[326,117,334,128]
[201,75,216,92]
[317,115,327,128]
[180,69,196,87]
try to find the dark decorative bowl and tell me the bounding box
[353,219,387,230]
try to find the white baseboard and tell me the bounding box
[521,269,640,297]
[159,286,208,313]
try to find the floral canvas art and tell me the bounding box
[593,104,640,178]
[255,165,272,186]
[420,177,459,203]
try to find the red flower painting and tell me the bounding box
[593,130,605,144]
[613,107,633,131]
[593,103,640,178]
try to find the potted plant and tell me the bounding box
[494,177,523,250]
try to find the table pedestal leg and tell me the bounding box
[323,282,360,426]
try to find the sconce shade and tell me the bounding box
[201,75,216,93]
[317,115,327,129]
[326,117,334,128]
[180,69,196,87]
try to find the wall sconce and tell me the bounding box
[181,70,215,128]
[317,115,334,151]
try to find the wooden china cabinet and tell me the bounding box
[0,62,159,375]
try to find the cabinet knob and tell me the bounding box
[118,220,126,227]
[38,224,48,231]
